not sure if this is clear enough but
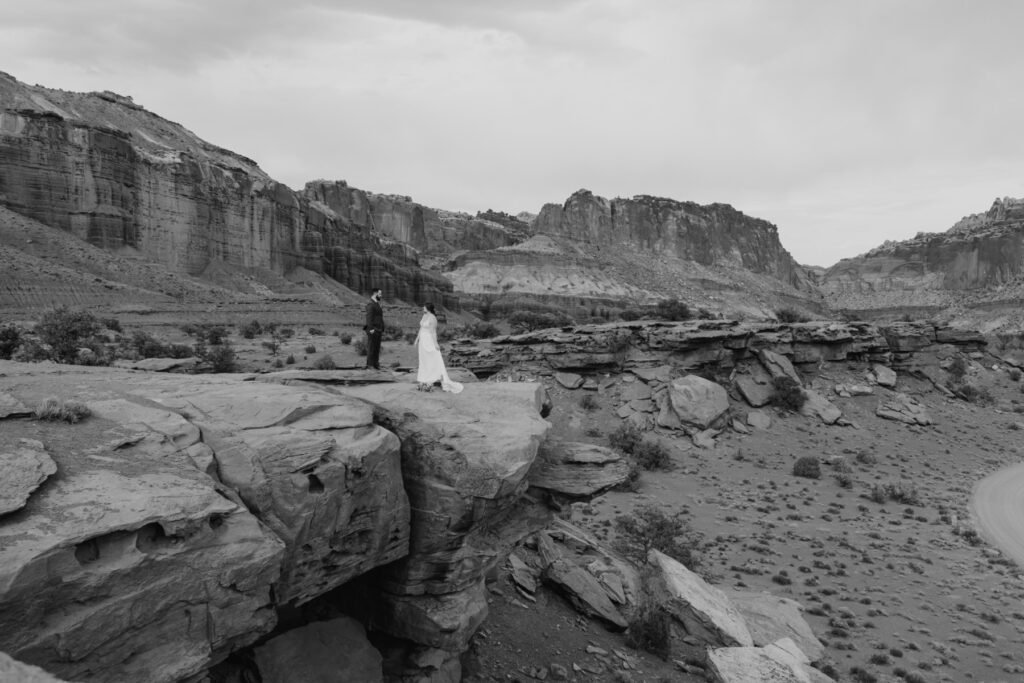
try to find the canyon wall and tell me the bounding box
[533,190,816,292]
[0,73,456,308]
[820,197,1024,314]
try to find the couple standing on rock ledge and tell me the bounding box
[364,287,463,394]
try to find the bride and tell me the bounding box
[415,303,463,393]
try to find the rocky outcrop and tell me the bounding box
[0,73,456,308]
[0,438,56,515]
[528,440,630,497]
[535,190,816,292]
[0,362,550,683]
[446,319,985,382]
[821,196,1024,316]
[254,617,383,683]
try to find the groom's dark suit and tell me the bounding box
[364,295,384,369]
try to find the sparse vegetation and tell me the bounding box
[0,324,22,359]
[312,355,336,370]
[770,375,807,411]
[34,397,91,423]
[625,569,672,660]
[194,339,236,373]
[308,327,324,336]
[353,337,367,356]
[653,298,691,321]
[34,306,102,363]
[869,481,922,506]
[793,456,821,479]
[304,344,316,354]
[239,320,262,339]
[776,307,811,323]
[614,503,704,570]
[340,332,353,345]
[579,393,600,411]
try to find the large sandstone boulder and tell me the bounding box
[757,349,801,384]
[726,591,825,662]
[529,440,630,497]
[799,390,842,425]
[0,438,56,516]
[649,550,753,647]
[876,392,932,425]
[155,384,410,605]
[707,638,833,683]
[254,617,383,683]
[657,375,729,430]
[0,651,70,683]
[0,397,285,682]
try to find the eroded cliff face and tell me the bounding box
[533,190,816,292]
[821,197,1024,314]
[0,72,455,307]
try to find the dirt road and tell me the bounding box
[972,460,1024,567]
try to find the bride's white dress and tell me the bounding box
[416,313,463,393]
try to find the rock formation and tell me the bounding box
[534,190,816,292]
[0,362,549,683]
[0,72,456,308]
[820,196,1024,323]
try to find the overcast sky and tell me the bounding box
[3,0,1022,266]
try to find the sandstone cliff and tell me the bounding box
[0,72,455,308]
[534,190,816,292]
[820,196,1024,327]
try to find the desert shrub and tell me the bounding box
[382,323,405,342]
[308,327,324,336]
[405,331,419,345]
[179,323,200,337]
[272,358,283,368]
[848,666,878,683]
[579,394,600,411]
[285,354,295,365]
[617,308,643,321]
[609,422,644,454]
[507,310,572,333]
[239,320,262,339]
[770,375,807,411]
[0,324,22,359]
[1009,368,1022,382]
[340,332,353,345]
[625,587,672,660]
[102,317,122,333]
[312,355,336,370]
[304,344,317,354]
[202,325,230,346]
[948,381,993,404]
[831,457,852,473]
[614,504,703,569]
[35,306,102,363]
[127,330,169,358]
[947,355,968,381]
[261,339,280,356]
[654,298,691,321]
[793,456,821,479]
[634,440,672,471]
[870,481,922,506]
[776,307,811,323]
[278,327,294,339]
[194,340,236,373]
[353,338,367,356]
[34,397,90,423]
[835,472,854,488]
[855,450,878,466]
[12,338,49,362]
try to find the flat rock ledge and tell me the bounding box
[0,361,549,683]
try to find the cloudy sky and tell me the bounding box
[3,0,1022,266]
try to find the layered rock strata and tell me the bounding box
[0,362,549,683]
[534,190,815,292]
[446,319,985,379]
[0,73,456,308]
[821,196,1024,313]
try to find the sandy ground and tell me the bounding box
[466,365,1024,683]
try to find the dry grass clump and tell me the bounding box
[34,397,91,423]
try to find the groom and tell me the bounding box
[363,287,384,370]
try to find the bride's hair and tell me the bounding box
[424,303,436,314]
